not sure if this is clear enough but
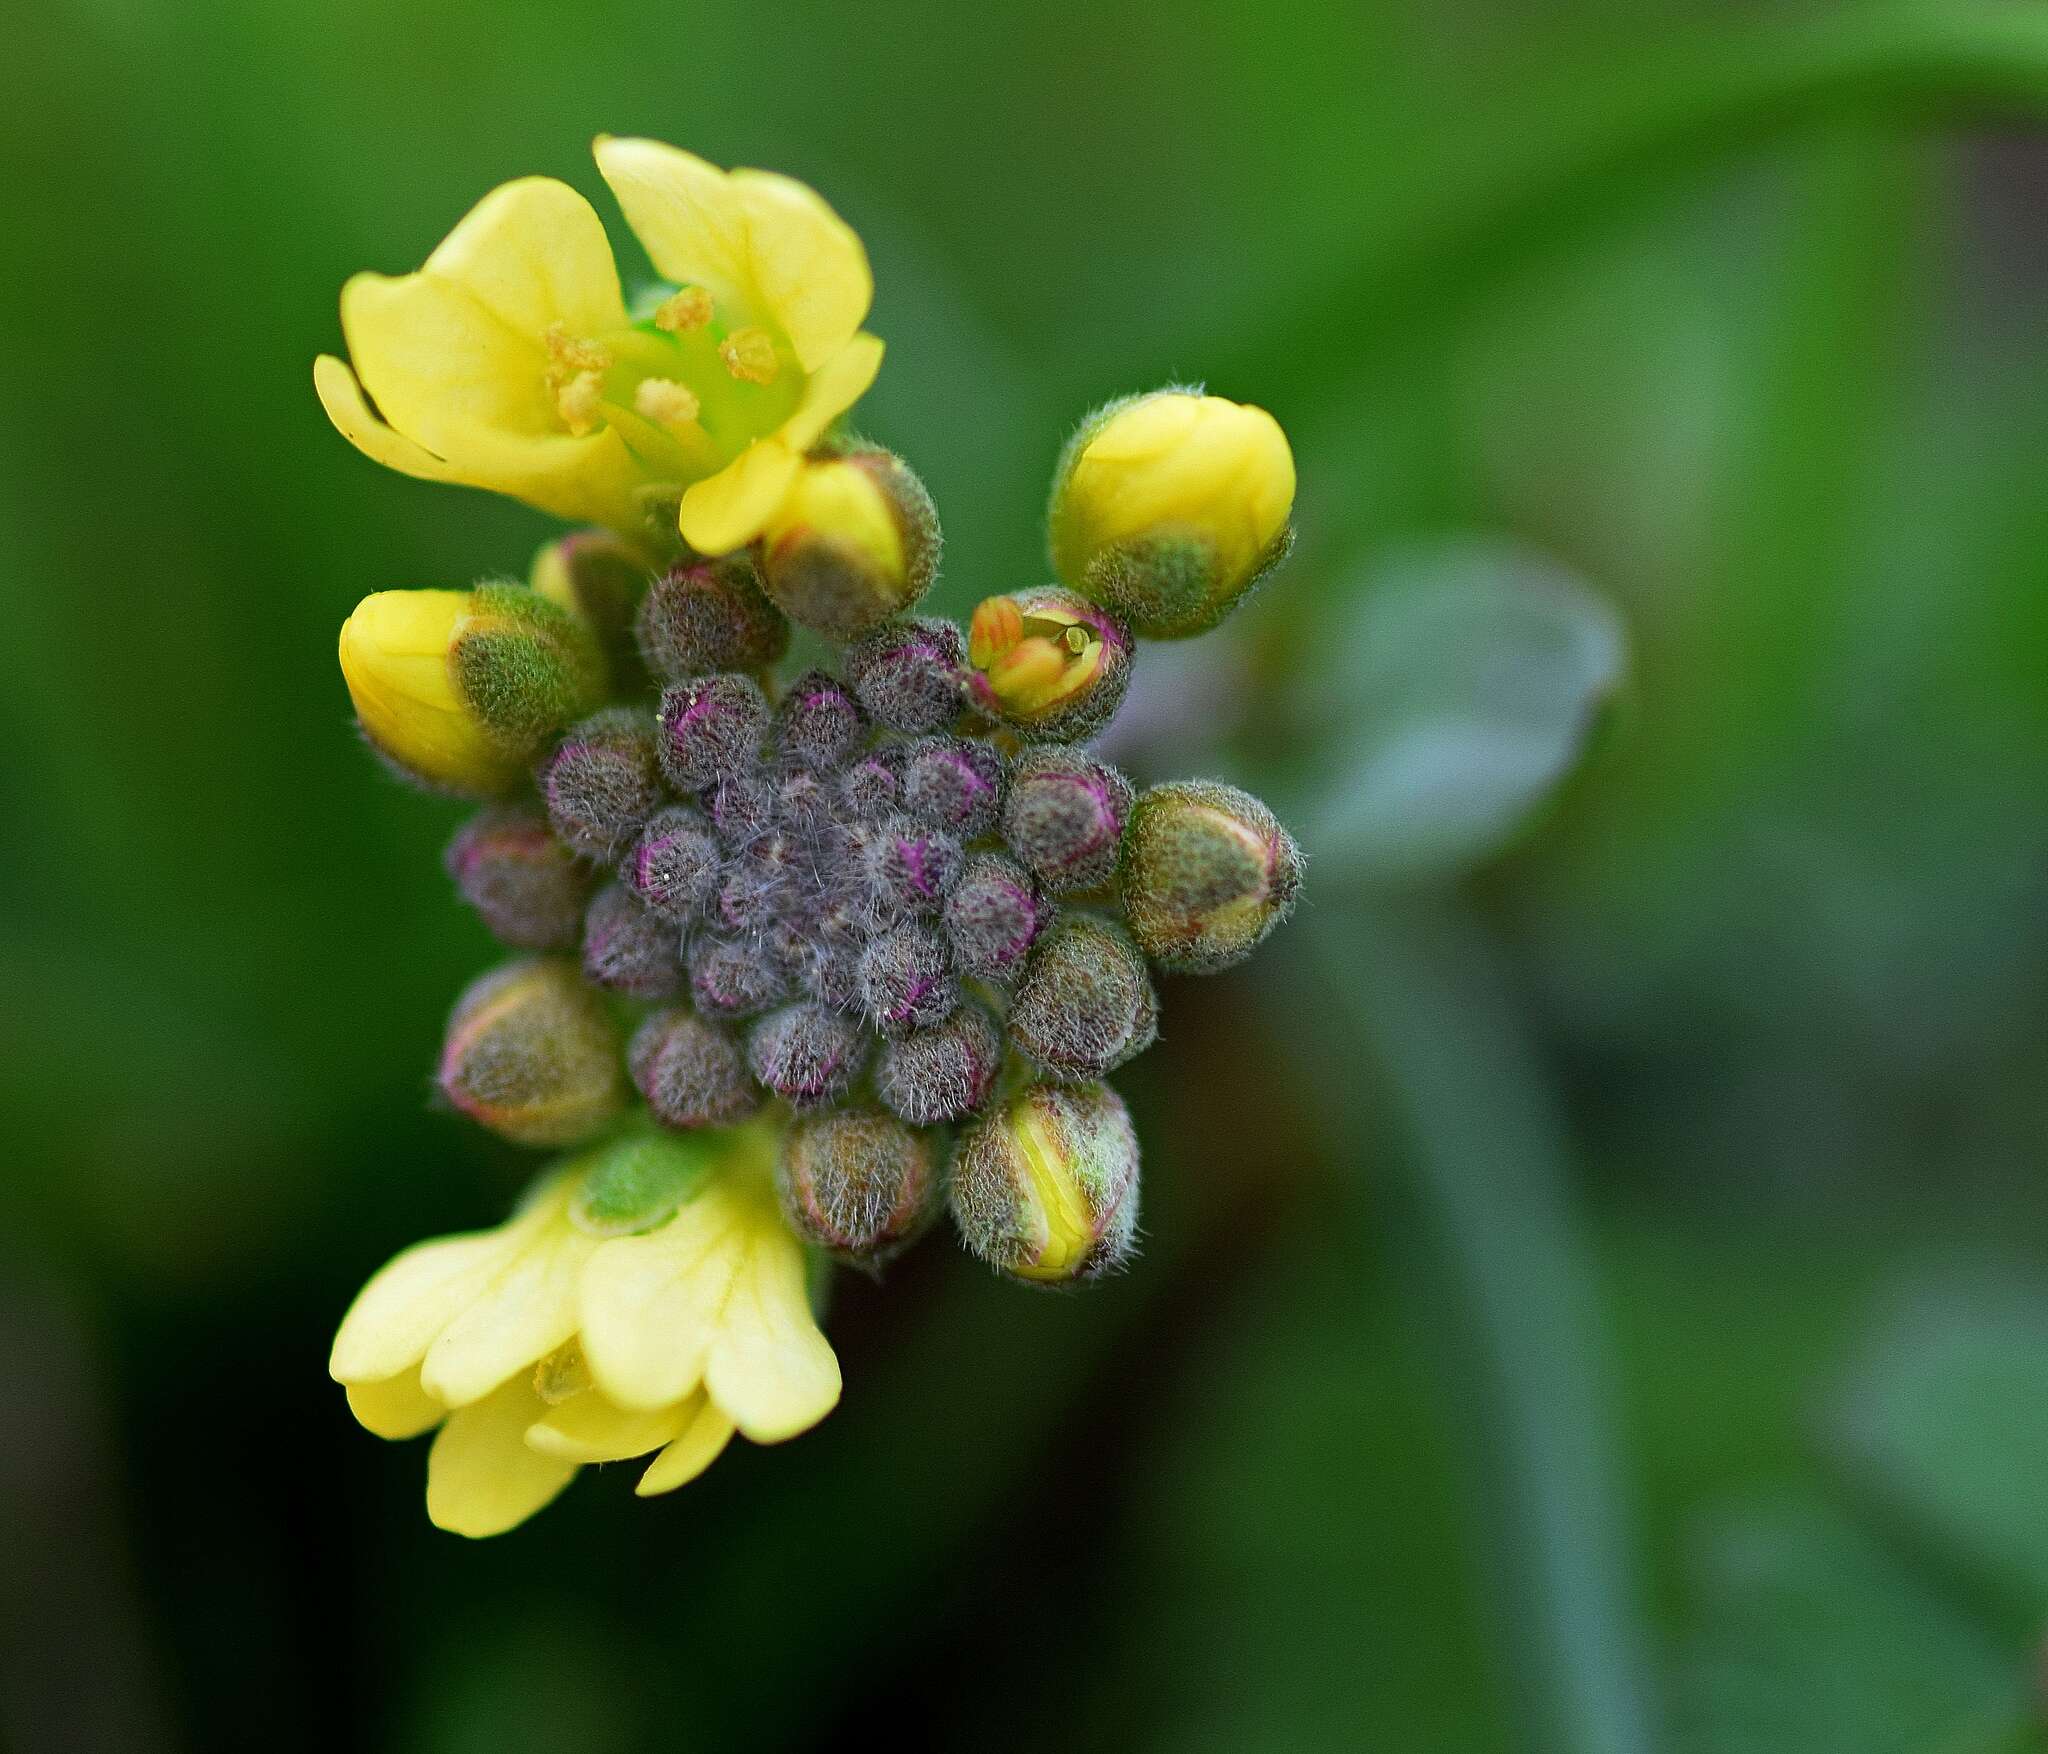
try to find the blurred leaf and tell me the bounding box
[1307,540,1627,885]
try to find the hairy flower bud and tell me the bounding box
[865,814,964,915]
[686,931,788,1019]
[1001,745,1133,895]
[338,584,601,795]
[1048,390,1296,638]
[856,922,958,1035]
[444,807,592,950]
[747,1001,871,1109]
[839,745,905,817]
[776,1108,942,1267]
[1007,914,1158,1077]
[634,554,789,681]
[774,768,834,833]
[539,707,664,860]
[967,587,1132,740]
[758,449,941,640]
[622,803,722,924]
[950,1080,1140,1286]
[843,617,967,734]
[531,528,656,695]
[657,672,770,789]
[710,772,776,845]
[1120,781,1303,972]
[876,1002,1003,1125]
[772,669,867,771]
[902,737,1005,839]
[581,882,682,998]
[438,957,626,1146]
[942,852,1045,981]
[629,1008,760,1130]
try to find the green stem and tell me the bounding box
[1288,900,1658,1754]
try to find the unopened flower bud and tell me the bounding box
[438,957,626,1146]
[657,673,770,789]
[942,852,1046,981]
[876,1002,1003,1125]
[581,882,682,999]
[686,931,788,1019]
[634,554,789,681]
[747,1001,871,1109]
[1007,914,1158,1077]
[758,449,941,640]
[710,773,776,844]
[1001,745,1133,895]
[903,737,1005,839]
[967,587,1132,740]
[531,529,656,695]
[338,584,601,795]
[950,1080,1140,1286]
[865,814,964,915]
[539,707,664,860]
[772,669,867,771]
[843,617,967,734]
[1048,390,1296,638]
[775,768,834,832]
[777,1108,942,1267]
[444,807,592,950]
[629,1008,760,1130]
[622,804,722,924]
[839,745,905,817]
[856,922,958,1036]
[1120,781,1303,972]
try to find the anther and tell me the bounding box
[719,327,780,385]
[653,286,714,333]
[634,377,702,428]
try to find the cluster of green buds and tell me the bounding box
[341,389,1302,1290]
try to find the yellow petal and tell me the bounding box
[677,439,802,555]
[426,1376,578,1538]
[421,175,626,341]
[577,1190,745,1411]
[729,169,872,372]
[778,332,884,455]
[344,1366,446,1440]
[330,1222,530,1387]
[636,1399,738,1497]
[524,1389,690,1464]
[420,1195,596,1410]
[704,1220,841,1443]
[593,136,753,316]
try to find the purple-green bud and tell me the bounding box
[444,806,592,950]
[1001,745,1133,895]
[950,1080,1140,1286]
[581,882,682,999]
[657,673,770,790]
[843,617,968,734]
[903,736,1005,839]
[686,931,788,1019]
[634,554,789,681]
[1119,780,1303,972]
[876,1001,1003,1125]
[539,707,665,861]
[1007,914,1158,1077]
[772,669,867,771]
[747,1001,871,1109]
[628,1008,760,1130]
[966,587,1133,741]
[856,922,958,1036]
[531,529,656,696]
[757,448,943,640]
[942,852,1045,981]
[865,813,964,915]
[437,957,626,1147]
[776,1107,943,1267]
[621,803,721,924]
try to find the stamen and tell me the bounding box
[654,286,714,333]
[544,321,613,373]
[634,377,702,428]
[719,326,780,385]
[556,370,606,435]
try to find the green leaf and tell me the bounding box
[568,1129,716,1239]
[1307,540,1627,884]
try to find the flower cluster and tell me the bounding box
[322,140,1302,1535]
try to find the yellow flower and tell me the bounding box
[329,1130,840,1537]
[315,138,884,555]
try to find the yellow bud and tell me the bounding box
[1049,389,1296,638]
[758,450,940,641]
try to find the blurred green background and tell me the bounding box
[7,1,2048,1749]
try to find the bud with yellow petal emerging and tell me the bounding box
[437,957,628,1147]
[757,448,941,641]
[531,528,658,696]
[1119,780,1303,973]
[967,586,1132,740]
[950,1080,1140,1287]
[338,584,603,796]
[1048,389,1295,639]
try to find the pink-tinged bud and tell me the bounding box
[628,1008,760,1130]
[856,923,959,1036]
[772,669,867,771]
[950,1080,1140,1287]
[444,807,592,950]
[876,1002,1003,1125]
[710,772,777,844]
[634,554,789,681]
[747,1002,871,1109]
[539,708,665,861]
[903,737,1005,839]
[657,673,770,790]
[622,804,722,924]
[1001,745,1133,895]
[967,587,1132,741]
[1119,781,1303,973]
[942,852,1045,982]
[1007,914,1158,1077]
[531,528,657,695]
[843,617,968,734]
[864,813,965,916]
[581,882,682,999]
[437,957,626,1147]
[839,745,906,817]
[686,931,788,1019]
[777,1108,943,1268]
[757,448,942,640]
